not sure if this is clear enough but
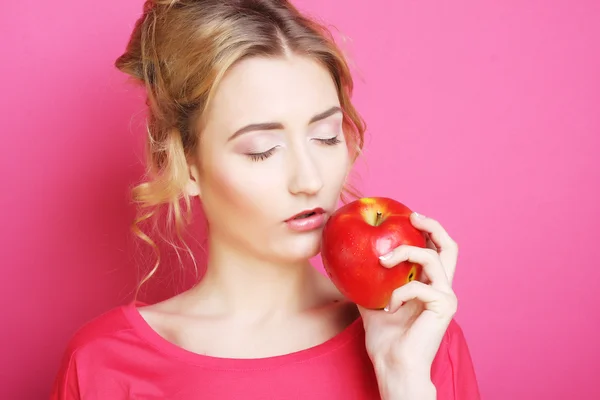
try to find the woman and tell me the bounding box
[51,0,480,398]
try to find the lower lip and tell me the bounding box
[286,213,326,232]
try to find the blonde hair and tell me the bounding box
[115,0,366,296]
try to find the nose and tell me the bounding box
[287,145,324,196]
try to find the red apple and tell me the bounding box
[320,197,427,309]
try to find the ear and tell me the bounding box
[185,164,202,197]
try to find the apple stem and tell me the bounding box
[375,211,383,226]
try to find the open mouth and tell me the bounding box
[287,208,325,222]
[293,212,316,220]
[285,208,326,231]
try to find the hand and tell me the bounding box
[357,212,459,398]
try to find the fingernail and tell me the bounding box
[379,252,393,261]
[412,212,425,220]
[383,305,390,312]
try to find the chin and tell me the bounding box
[282,232,323,262]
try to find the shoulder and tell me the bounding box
[434,318,473,366]
[63,304,134,354]
[442,318,468,347]
[51,304,138,399]
[431,319,481,399]
[56,304,139,370]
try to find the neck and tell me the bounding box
[186,234,325,320]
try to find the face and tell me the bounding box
[187,54,351,263]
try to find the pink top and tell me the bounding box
[50,302,480,399]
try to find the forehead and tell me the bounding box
[204,54,340,133]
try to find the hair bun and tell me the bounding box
[114,0,176,83]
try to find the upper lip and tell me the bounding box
[286,207,326,221]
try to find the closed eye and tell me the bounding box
[247,147,277,162]
[246,136,341,162]
[315,136,342,146]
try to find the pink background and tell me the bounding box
[2,0,599,398]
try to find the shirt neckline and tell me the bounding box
[121,300,365,371]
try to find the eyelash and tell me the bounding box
[248,136,342,162]
[248,148,276,162]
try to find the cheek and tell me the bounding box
[320,148,350,190]
[206,160,280,213]
[206,168,246,208]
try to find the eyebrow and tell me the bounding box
[227,106,343,141]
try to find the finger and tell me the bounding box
[424,233,437,251]
[422,234,437,285]
[385,280,456,315]
[379,245,450,290]
[410,212,457,254]
[410,212,458,283]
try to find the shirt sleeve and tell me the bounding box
[431,319,481,399]
[49,347,81,400]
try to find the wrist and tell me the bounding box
[379,375,436,400]
[374,363,436,400]
[382,382,436,400]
